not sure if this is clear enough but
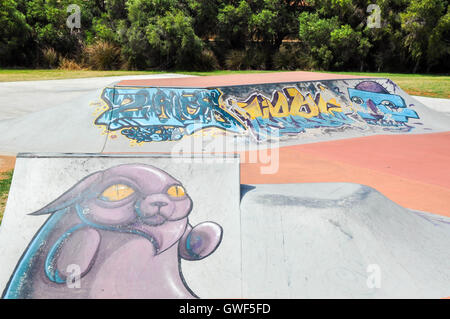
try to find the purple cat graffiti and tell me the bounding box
[2,164,223,299]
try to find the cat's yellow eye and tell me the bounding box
[167,185,185,197]
[101,184,135,201]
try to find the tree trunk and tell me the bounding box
[266,34,285,70]
[412,60,420,74]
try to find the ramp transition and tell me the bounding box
[0,153,241,298]
[91,73,450,153]
[1,154,450,298]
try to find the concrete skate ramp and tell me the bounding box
[0,72,448,154]
[0,153,241,298]
[240,183,450,298]
[241,131,450,217]
[2,155,450,298]
[0,74,194,155]
[96,73,450,152]
[0,154,450,298]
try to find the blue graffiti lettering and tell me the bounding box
[95,87,245,142]
[348,81,419,131]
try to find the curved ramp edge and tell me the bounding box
[96,77,450,152]
[240,183,450,298]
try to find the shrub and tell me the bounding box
[225,50,248,70]
[273,44,310,70]
[84,41,122,70]
[58,58,85,70]
[41,47,59,68]
[193,49,220,71]
[246,48,267,70]
[224,48,268,70]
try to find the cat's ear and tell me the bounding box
[29,171,104,215]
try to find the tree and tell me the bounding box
[0,0,32,66]
[401,0,448,72]
[363,0,411,72]
[249,0,308,68]
[330,24,371,70]
[146,11,204,69]
[85,0,128,44]
[1,0,449,72]
[123,0,204,69]
[23,0,97,59]
[217,0,251,49]
[311,0,369,27]
[427,8,450,72]
[185,0,220,40]
[298,12,339,70]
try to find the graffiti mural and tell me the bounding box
[93,80,421,143]
[227,85,354,140]
[347,81,419,130]
[95,87,245,143]
[2,164,223,299]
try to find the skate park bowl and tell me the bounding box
[0,71,449,298]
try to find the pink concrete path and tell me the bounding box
[115,71,449,217]
[116,71,372,88]
[240,132,450,217]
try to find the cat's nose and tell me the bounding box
[150,201,168,207]
[139,195,172,218]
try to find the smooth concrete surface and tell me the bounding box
[101,78,450,153]
[413,96,450,115]
[3,155,449,298]
[240,132,450,217]
[0,72,448,299]
[0,154,241,298]
[0,74,194,120]
[240,183,450,298]
[0,74,193,155]
[116,71,371,87]
[0,74,448,155]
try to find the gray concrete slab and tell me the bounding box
[240,183,450,298]
[0,74,195,121]
[98,78,450,153]
[412,96,450,115]
[1,153,449,298]
[0,74,194,155]
[0,154,240,298]
[0,77,449,155]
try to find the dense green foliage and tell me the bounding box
[0,0,31,66]
[0,169,13,225]
[0,0,448,72]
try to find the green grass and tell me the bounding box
[0,170,13,225]
[322,71,450,99]
[0,68,279,82]
[0,68,448,98]
[0,69,171,82]
[177,70,280,76]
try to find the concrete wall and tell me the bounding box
[0,154,240,298]
[95,79,450,153]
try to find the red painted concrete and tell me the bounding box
[108,132,450,216]
[109,69,449,217]
[116,71,372,88]
[240,132,450,217]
